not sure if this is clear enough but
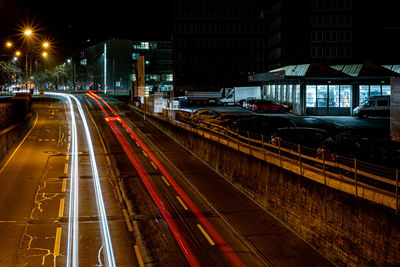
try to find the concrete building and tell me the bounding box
[249,62,399,115]
[173,0,269,92]
[74,39,172,94]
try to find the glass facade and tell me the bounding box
[306,84,350,108]
[358,84,391,103]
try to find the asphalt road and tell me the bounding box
[0,93,335,266]
[0,96,137,266]
[85,93,334,266]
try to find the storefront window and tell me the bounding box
[306,85,316,107]
[329,85,340,107]
[276,85,281,101]
[340,85,351,107]
[288,85,293,103]
[359,85,369,103]
[271,85,275,100]
[282,85,287,102]
[317,85,327,107]
[382,85,391,95]
[295,85,300,104]
[370,85,381,96]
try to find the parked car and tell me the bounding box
[191,109,223,123]
[242,99,258,109]
[353,95,390,118]
[270,127,332,149]
[249,99,289,113]
[237,97,256,107]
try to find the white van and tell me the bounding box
[353,95,390,118]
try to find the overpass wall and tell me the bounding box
[151,116,400,266]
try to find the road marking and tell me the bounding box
[176,196,188,210]
[64,163,68,174]
[52,139,55,142]
[122,209,133,232]
[61,179,66,192]
[161,176,170,186]
[39,138,42,141]
[66,154,69,161]
[134,245,145,267]
[54,227,62,256]
[150,162,158,170]
[135,141,140,147]
[142,151,148,157]
[67,143,70,150]
[197,224,215,246]
[58,198,65,217]
[0,113,38,176]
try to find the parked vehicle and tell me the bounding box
[353,95,390,118]
[270,127,332,149]
[191,109,223,123]
[185,90,223,106]
[219,86,261,106]
[249,99,289,113]
[237,97,256,107]
[243,99,259,109]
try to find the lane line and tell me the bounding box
[122,208,133,232]
[161,175,170,186]
[142,151,148,157]
[197,224,215,246]
[150,162,157,170]
[176,196,188,210]
[134,245,145,267]
[61,179,66,193]
[64,163,68,174]
[0,113,38,175]
[54,227,62,257]
[58,198,65,217]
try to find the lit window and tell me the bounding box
[306,85,317,107]
[329,85,340,107]
[317,85,327,107]
[382,85,391,95]
[359,85,369,103]
[340,85,351,107]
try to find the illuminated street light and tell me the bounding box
[42,51,48,57]
[42,42,49,48]
[24,29,32,36]
[15,51,21,56]
[6,41,12,48]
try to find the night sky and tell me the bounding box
[0,0,172,62]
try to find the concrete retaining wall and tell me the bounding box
[150,115,400,266]
[0,112,34,163]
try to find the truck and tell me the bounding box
[218,86,261,106]
[184,90,223,105]
[391,78,400,142]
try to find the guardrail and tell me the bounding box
[141,109,399,213]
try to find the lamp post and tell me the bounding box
[23,29,32,90]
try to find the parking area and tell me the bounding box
[177,105,397,168]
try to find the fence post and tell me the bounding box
[354,158,358,198]
[298,144,302,176]
[237,128,240,151]
[262,134,265,161]
[322,150,326,185]
[396,169,399,214]
[247,131,250,155]
[278,139,282,166]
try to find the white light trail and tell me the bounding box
[45,92,115,267]
[46,92,79,267]
[71,94,116,267]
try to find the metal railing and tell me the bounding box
[137,108,400,213]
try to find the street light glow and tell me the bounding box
[42,51,48,57]
[6,41,12,48]
[42,42,49,48]
[24,29,32,36]
[15,51,21,56]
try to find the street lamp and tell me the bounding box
[23,28,33,90]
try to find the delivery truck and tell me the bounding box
[218,86,261,106]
